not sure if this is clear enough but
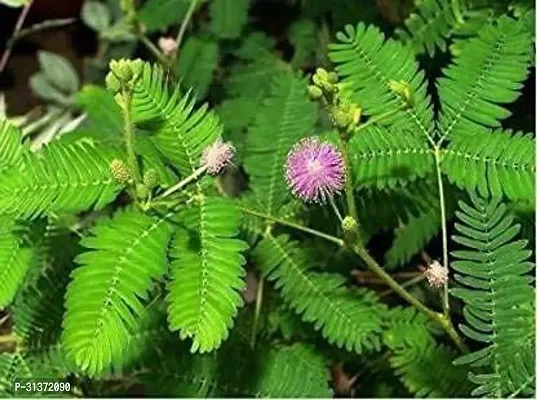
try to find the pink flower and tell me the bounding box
[285,137,345,203]
[424,260,449,288]
[158,37,178,56]
[201,137,235,175]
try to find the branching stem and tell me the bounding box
[240,207,344,246]
[339,137,358,221]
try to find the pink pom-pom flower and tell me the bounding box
[424,260,449,288]
[201,137,235,175]
[284,137,345,204]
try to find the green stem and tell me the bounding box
[434,146,450,317]
[250,277,264,348]
[352,107,404,136]
[352,242,467,353]
[240,207,344,247]
[121,89,141,185]
[451,0,465,24]
[379,275,425,298]
[339,137,358,221]
[138,35,174,70]
[175,0,198,54]
[159,166,207,198]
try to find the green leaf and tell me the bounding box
[349,125,435,189]
[0,220,34,308]
[383,307,472,397]
[0,0,26,7]
[81,1,112,32]
[62,209,173,376]
[209,0,249,39]
[254,344,332,397]
[443,129,535,203]
[175,36,219,98]
[131,62,222,175]
[253,234,385,353]
[451,194,535,397]
[138,0,205,32]
[0,119,28,174]
[0,138,123,219]
[243,72,317,216]
[329,22,434,140]
[166,196,247,352]
[29,72,70,104]
[437,15,533,139]
[289,18,317,67]
[37,51,79,95]
[76,85,123,139]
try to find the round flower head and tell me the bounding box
[285,137,345,203]
[158,37,178,56]
[201,137,235,175]
[424,260,449,288]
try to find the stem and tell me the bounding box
[138,35,174,70]
[329,196,343,222]
[378,275,425,298]
[160,166,207,198]
[250,277,264,348]
[353,107,404,136]
[175,0,198,52]
[121,89,141,184]
[0,0,33,75]
[7,18,75,47]
[434,146,450,317]
[240,207,344,247]
[351,242,468,353]
[339,138,358,221]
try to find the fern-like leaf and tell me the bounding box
[253,344,332,397]
[0,138,123,219]
[437,15,533,139]
[349,125,434,189]
[396,0,493,57]
[443,129,535,203]
[450,194,535,397]
[175,36,219,99]
[329,22,434,140]
[0,219,34,309]
[253,233,384,353]
[62,209,173,376]
[209,0,249,39]
[383,307,472,397]
[243,72,317,216]
[0,119,28,173]
[166,196,247,352]
[131,63,221,175]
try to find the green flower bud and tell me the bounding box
[143,168,159,189]
[110,159,131,185]
[342,216,358,233]
[130,59,144,78]
[331,108,352,129]
[136,183,149,200]
[105,72,121,94]
[327,72,339,84]
[109,58,133,83]
[307,85,323,100]
[388,80,413,107]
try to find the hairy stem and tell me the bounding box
[250,277,264,348]
[160,165,207,198]
[0,0,33,75]
[121,89,142,184]
[240,207,344,246]
[175,0,198,55]
[434,146,450,317]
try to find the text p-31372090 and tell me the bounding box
[12,378,71,394]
